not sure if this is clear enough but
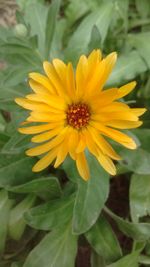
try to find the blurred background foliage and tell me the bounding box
[0,0,150,266]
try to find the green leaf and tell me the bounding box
[9,195,36,241]
[7,177,61,198]
[128,33,150,68]
[0,190,14,253]
[88,25,102,52]
[107,251,139,267]
[1,133,30,154]
[73,154,109,234]
[130,174,150,222]
[25,195,74,230]
[0,154,37,187]
[45,0,61,59]
[65,1,113,62]
[107,51,147,86]
[132,129,150,153]
[118,148,150,175]
[24,3,48,57]
[105,207,150,241]
[86,215,122,263]
[23,223,78,267]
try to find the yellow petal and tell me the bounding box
[92,111,139,122]
[68,128,79,154]
[29,72,55,94]
[32,148,58,172]
[88,49,102,65]
[31,126,63,143]
[66,62,76,101]
[97,151,116,176]
[26,127,68,156]
[18,123,60,134]
[106,120,143,129]
[76,152,90,181]
[117,81,136,99]
[130,108,147,117]
[76,130,86,153]
[27,111,66,123]
[76,55,88,100]
[26,93,66,111]
[88,126,121,160]
[91,88,118,109]
[100,52,117,90]
[54,138,68,168]
[29,79,51,95]
[15,97,52,112]
[43,61,69,102]
[91,122,137,149]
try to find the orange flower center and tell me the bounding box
[66,103,91,129]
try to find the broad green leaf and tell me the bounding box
[118,148,150,175]
[0,154,37,187]
[107,251,139,267]
[24,3,48,56]
[105,207,150,241]
[130,174,150,222]
[45,0,61,59]
[128,33,150,68]
[7,177,62,200]
[107,51,147,86]
[9,195,36,241]
[0,190,14,253]
[23,223,77,267]
[86,215,122,263]
[91,251,106,267]
[73,154,109,234]
[25,195,74,230]
[65,1,113,62]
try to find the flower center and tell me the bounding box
[66,103,90,129]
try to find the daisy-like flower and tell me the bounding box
[15,50,146,180]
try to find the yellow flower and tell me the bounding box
[15,50,146,180]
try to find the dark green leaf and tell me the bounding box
[73,154,109,234]
[7,177,62,200]
[91,251,106,267]
[88,25,102,52]
[86,215,122,263]
[25,195,74,230]
[23,223,78,267]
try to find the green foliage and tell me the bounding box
[0,0,150,266]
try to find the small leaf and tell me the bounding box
[105,207,150,241]
[7,177,62,200]
[86,215,122,263]
[73,154,109,234]
[9,195,36,241]
[23,223,78,267]
[107,251,139,267]
[25,195,74,230]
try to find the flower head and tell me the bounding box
[15,50,146,180]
